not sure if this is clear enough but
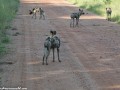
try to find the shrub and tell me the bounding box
[0,0,19,55]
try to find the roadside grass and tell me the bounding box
[112,15,120,24]
[67,0,120,24]
[0,44,6,55]
[0,0,19,55]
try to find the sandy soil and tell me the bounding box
[0,0,120,90]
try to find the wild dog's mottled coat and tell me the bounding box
[106,8,112,21]
[39,8,45,20]
[70,9,84,27]
[43,31,61,65]
[29,7,45,19]
[29,8,39,19]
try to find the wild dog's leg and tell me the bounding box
[46,56,48,65]
[43,13,45,20]
[57,48,61,62]
[43,48,47,65]
[45,51,49,65]
[73,18,75,27]
[32,13,36,19]
[108,14,111,21]
[39,14,42,19]
[43,15,45,20]
[107,15,109,21]
[39,12,43,19]
[46,48,51,65]
[53,48,55,62]
[42,55,45,65]
[43,47,50,65]
[70,19,72,27]
[110,14,111,21]
[78,18,80,27]
[107,13,109,21]
[32,13,34,19]
[76,18,79,27]
[76,18,77,26]
[35,13,36,19]
[108,15,110,21]
[32,13,34,18]
[106,14,107,20]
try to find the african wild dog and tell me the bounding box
[29,7,45,19]
[39,8,45,20]
[29,8,39,19]
[43,30,61,65]
[106,8,112,21]
[70,9,84,27]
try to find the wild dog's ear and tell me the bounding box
[33,8,35,10]
[81,9,85,14]
[40,8,42,10]
[54,31,57,35]
[79,8,81,11]
[50,30,53,34]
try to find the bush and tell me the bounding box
[67,0,120,24]
[0,44,6,55]
[112,15,120,23]
[103,0,112,5]
[86,4,104,15]
[1,36,10,44]
[0,0,19,55]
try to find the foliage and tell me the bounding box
[0,43,6,55]
[103,0,112,5]
[67,0,120,24]
[112,15,120,24]
[0,0,19,55]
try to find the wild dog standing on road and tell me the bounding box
[29,8,39,19]
[70,9,84,27]
[39,8,45,20]
[106,8,112,21]
[43,30,61,65]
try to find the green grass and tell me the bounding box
[0,0,19,55]
[0,44,6,55]
[112,15,120,24]
[67,0,120,24]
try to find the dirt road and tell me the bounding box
[0,0,120,90]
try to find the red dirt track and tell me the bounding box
[0,0,120,90]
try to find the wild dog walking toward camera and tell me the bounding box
[70,9,84,27]
[43,31,61,65]
[106,8,112,21]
